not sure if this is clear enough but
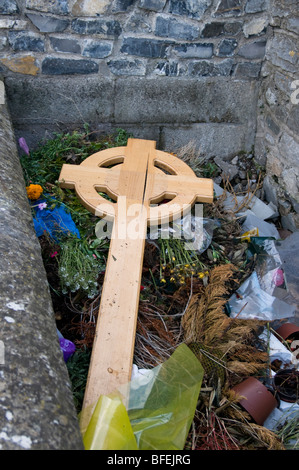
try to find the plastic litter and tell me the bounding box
[59,337,76,362]
[259,328,299,436]
[80,343,204,450]
[57,329,76,362]
[248,237,287,296]
[33,199,80,241]
[240,211,280,239]
[213,183,278,220]
[149,215,219,254]
[228,271,295,321]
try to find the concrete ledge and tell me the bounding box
[0,81,84,450]
[4,75,258,158]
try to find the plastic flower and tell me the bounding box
[26,184,43,200]
[38,202,47,211]
[18,137,30,155]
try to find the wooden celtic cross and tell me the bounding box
[59,138,213,415]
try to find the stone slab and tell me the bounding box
[0,82,84,450]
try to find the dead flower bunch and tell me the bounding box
[182,263,268,384]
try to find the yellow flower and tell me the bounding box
[161,278,166,284]
[26,184,43,200]
[198,272,204,278]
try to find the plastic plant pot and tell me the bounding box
[274,369,299,403]
[231,377,278,425]
[274,323,299,342]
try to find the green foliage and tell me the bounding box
[58,237,102,298]
[20,127,132,186]
[20,126,132,239]
[66,348,91,413]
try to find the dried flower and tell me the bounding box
[26,184,43,200]
[18,137,30,156]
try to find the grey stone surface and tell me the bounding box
[50,37,81,54]
[215,0,242,16]
[8,31,45,52]
[187,58,234,76]
[155,15,200,40]
[173,43,213,58]
[26,13,69,33]
[42,57,99,74]
[5,76,114,129]
[107,58,146,75]
[71,18,122,37]
[238,39,266,59]
[218,38,238,56]
[0,83,84,450]
[121,37,172,58]
[0,0,19,15]
[169,0,212,19]
[113,77,258,125]
[160,122,254,158]
[4,75,258,155]
[234,61,262,78]
[139,0,167,11]
[82,40,113,59]
[25,0,69,15]
[245,0,267,13]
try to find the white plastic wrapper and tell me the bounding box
[228,271,295,321]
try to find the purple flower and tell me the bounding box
[38,202,47,211]
[18,137,30,156]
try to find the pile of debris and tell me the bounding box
[19,132,299,450]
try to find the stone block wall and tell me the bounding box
[0,0,269,157]
[255,0,299,231]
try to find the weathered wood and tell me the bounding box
[58,138,213,420]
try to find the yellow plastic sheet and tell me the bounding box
[83,394,138,450]
[81,344,204,450]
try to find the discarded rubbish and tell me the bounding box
[231,377,279,425]
[18,129,299,450]
[59,337,76,362]
[275,323,299,343]
[240,211,280,239]
[81,344,204,450]
[33,199,80,241]
[274,369,299,403]
[228,271,295,321]
[213,182,278,220]
[248,237,287,295]
[149,216,218,254]
[57,329,76,362]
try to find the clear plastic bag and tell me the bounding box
[148,215,218,254]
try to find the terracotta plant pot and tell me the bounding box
[274,323,299,342]
[274,369,299,403]
[232,377,278,425]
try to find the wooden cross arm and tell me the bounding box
[58,164,121,216]
[147,173,214,205]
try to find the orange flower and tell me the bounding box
[26,184,43,200]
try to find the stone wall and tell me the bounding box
[0,0,269,157]
[0,79,84,449]
[255,0,299,231]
